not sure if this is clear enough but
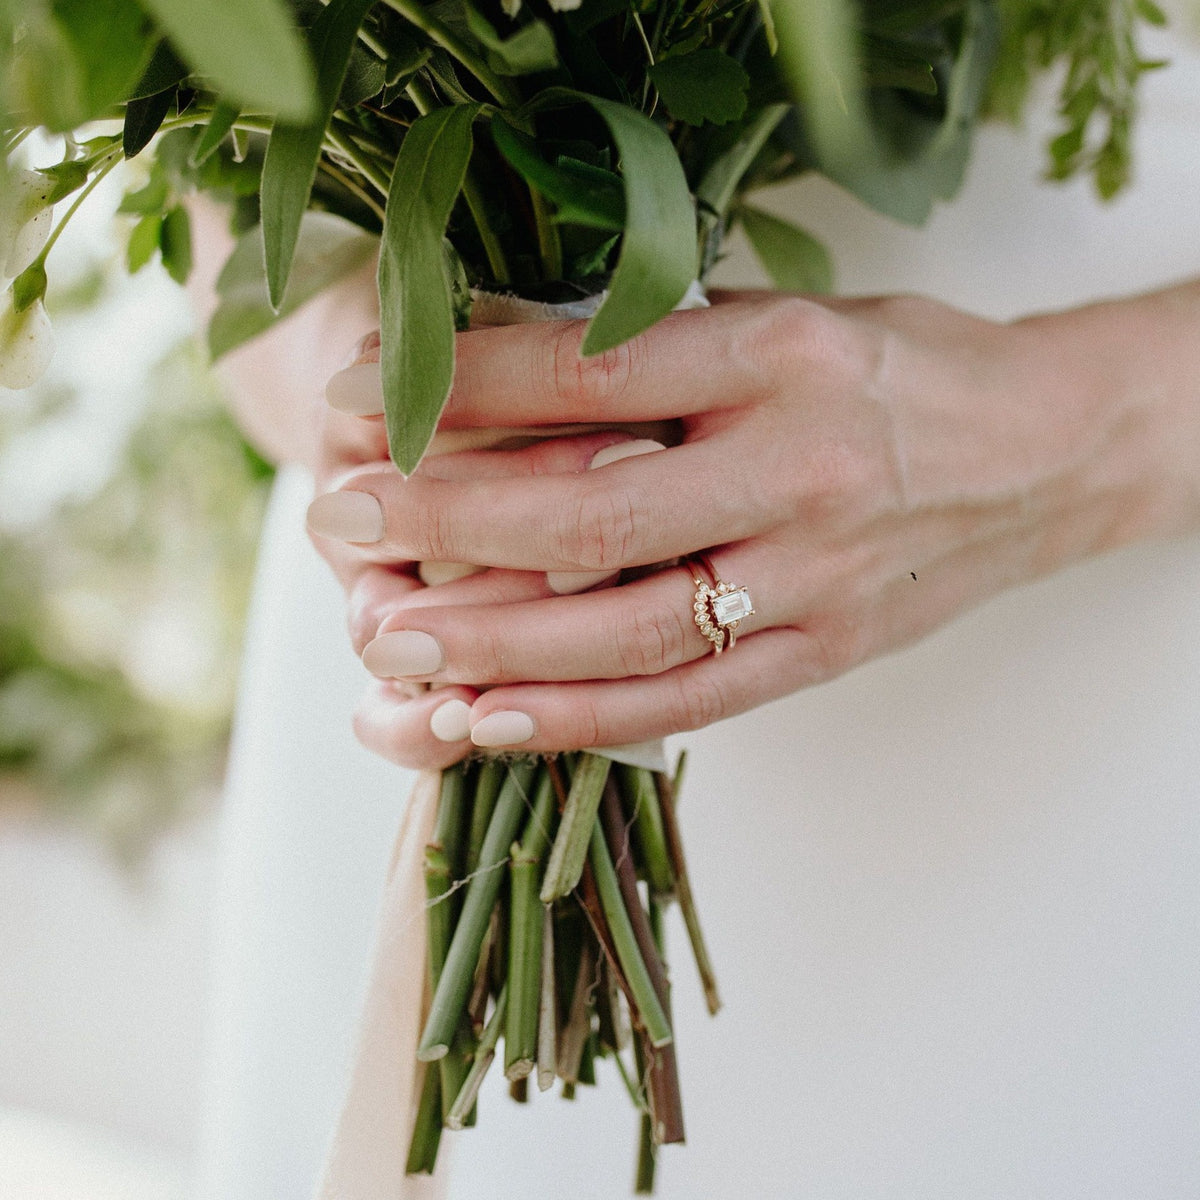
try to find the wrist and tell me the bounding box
[1012,281,1200,562]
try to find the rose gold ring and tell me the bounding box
[686,553,755,655]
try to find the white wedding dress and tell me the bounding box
[197,20,1200,1200]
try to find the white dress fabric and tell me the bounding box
[198,20,1200,1200]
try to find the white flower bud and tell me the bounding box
[0,293,55,389]
[0,170,56,280]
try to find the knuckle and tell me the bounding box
[568,697,604,749]
[409,495,458,564]
[806,612,864,680]
[545,321,643,413]
[614,603,690,677]
[555,482,643,572]
[668,673,729,733]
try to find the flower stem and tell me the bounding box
[504,766,557,1079]
[655,771,721,1015]
[617,764,675,896]
[419,757,538,1060]
[541,752,612,902]
[446,982,508,1129]
[404,1062,443,1174]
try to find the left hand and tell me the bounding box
[308,286,1195,767]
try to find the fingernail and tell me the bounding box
[588,438,665,470]
[362,630,444,677]
[418,561,485,587]
[471,710,535,747]
[326,362,384,416]
[307,491,384,543]
[430,698,471,743]
[546,569,619,596]
[545,441,666,593]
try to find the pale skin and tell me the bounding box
[229,275,1200,772]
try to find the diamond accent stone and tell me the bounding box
[711,587,753,626]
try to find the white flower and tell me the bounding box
[0,291,55,389]
[0,169,56,280]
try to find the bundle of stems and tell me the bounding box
[406,750,718,1192]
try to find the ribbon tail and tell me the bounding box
[315,770,445,1200]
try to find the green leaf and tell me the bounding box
[578,97,696,356]
[492,117,625,230]
[189,102,241,167]
[261,0,377,310]
[464,5,558,76]
[648,48,749,126]
[159,205,192,284]
[48,0,156,123]
[339,44,387,106]
[127,213,163,272]
[39,161,90,205]
[123,87,174,158]
[740,206,833,294]
[118,164,169,214]
[135,0,316,120]
[378,104,480,473]
[695,104,788,219]
[208,212,377,359]
[125,39,189,100]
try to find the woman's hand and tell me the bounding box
[308,286,1200,769]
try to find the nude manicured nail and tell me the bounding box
[546,568,619,596]
[471,710,535,747]
[306,491,384,543]
[547,439,665,594]
[363,630,444,677]
[430,699,472,743]
[419,560,485,587]
[325,362,384,415]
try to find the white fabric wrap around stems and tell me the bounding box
[315,282,708,1200]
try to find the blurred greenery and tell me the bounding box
[0,308,272,859]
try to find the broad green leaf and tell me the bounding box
[377,104,480,473]
[48,0,155,124]
[261,0,377,310]
[648,49,750,126]
[492,117,624,230]
[772,0,997,224]
[135,0,316,120]
[740,206,833,294]
[190,102,241,167]
[208,211,377,359]
[123,87,174,158]
[464,5,558,75]
[159,205,192,284]
[861,32,939,95]
[578,97,696,355]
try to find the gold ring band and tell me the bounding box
[687,554,755,655]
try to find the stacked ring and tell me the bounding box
[686,553,755,655]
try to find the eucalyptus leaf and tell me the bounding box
[261,0,377,310]
[492,117,624,230]
[739,206,833,293]
[648,48,750,126]
[577,97,697,355]
[208,211,377,359]
[378,104,481,473]
[136,0,316,120]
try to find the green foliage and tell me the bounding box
[648,49,750,126]
[209,211,377,358]
[739,205,834,293]
[988,0,1167,198]
[378,103,481,473]
[2,0,1169,471]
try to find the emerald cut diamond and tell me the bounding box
[711,587,753,626]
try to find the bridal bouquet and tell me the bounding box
[1,0,1163,1189]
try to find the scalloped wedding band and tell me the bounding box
[686,553,755,655]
